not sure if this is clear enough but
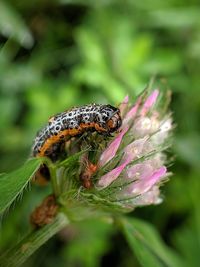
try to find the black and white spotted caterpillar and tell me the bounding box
[32,104,122,160]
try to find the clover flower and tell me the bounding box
[91,89,172,211]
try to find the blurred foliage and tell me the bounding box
[0,0,200,266]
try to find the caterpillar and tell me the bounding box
[32,104,122,160]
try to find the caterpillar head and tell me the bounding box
[102,105,122,133]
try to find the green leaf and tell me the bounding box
[0,1,33,48]
[0,158,43,215]
[121,217,183,267]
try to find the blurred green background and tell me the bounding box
[0,1,200,266]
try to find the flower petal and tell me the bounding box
[122,96,141,127]
[131,186,162,206]
[140,89,159,116]
[126,162,154,181]
[98,126,129,167]
[98,157,131,188]
[131,116,160,138]
[128,166,167,195]
[151,117,172,145]
[121,136,149,163]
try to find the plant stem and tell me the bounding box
[51,165,60,197]
[42,157,60,196]
[47,160,60,197]
[0,213,69,267]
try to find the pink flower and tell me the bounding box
[95,88,173,210]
